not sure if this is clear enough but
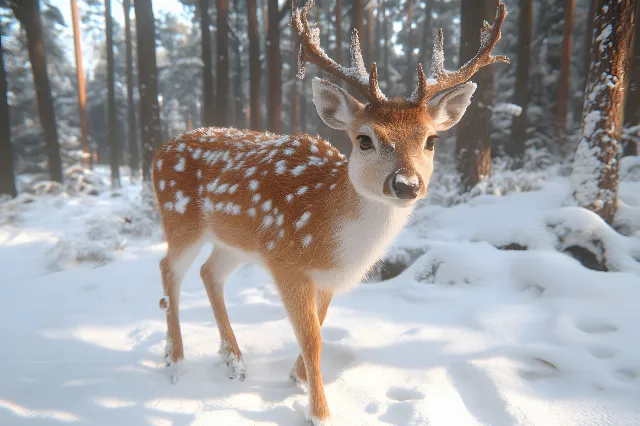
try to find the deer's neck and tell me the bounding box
[311,169,414,290]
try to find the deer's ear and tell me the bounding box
[312,78,363,130]
[425,82,477,131]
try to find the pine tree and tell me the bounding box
[571,0,637,224]
[556,0,576,142]
[70,0,90,169]
[123,0,140,180]
[105,0,121,188]
[216,0,229,126]
[200,0,215,126]
[266,0,281,132]
[456,0,495,190]
[134,0,163,181]
[510,0,534,159]
[10,0,63,183]
[0,27,16,198]
[247,0,261,130]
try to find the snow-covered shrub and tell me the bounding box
[63,165,107,195]
[32,181,65,196]
[546,207,640,275]
[0,193,35,226]
[620,156,640,181]
[48,239,126,271]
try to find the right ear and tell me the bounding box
[425,82,477,131]
[312,78,364,130]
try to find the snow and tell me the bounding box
[2,166,640,426]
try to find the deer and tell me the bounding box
[151,1,509,424]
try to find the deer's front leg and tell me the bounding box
[273,269,331,425]
[291,288,333,385]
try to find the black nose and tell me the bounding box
[392,173,420,199]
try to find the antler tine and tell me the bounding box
[290,0,385,103]
[412,2,510,106]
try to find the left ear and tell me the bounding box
[425,82,477,131]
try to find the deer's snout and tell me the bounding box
[390,171,421,200]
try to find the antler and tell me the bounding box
[290,0,385,103]
[410,3,510,105]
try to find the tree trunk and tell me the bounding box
[12,0,63,183]
[70,0,90,169]
[0,29,16,198]
[248,0,261,130]
[216,0,229,126]
[200,0,215,126]
[382,0,390,90]
[456,0,495,191]
[571,0,637,224]
[336,0,343,67]
[351,0,364,58]
[624,12,640,128]
[510,0,534,159]
[123,0,139,181]
[405,0,415,90]
[134,0,163,181]
[418,0,432,66]
[365,3,374,65]
[105,0,121,188]
[266,0,281,132]
[232,0,244,129]
[556,0,575,142]
[290,37,300,133]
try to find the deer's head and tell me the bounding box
[292,0,509,206]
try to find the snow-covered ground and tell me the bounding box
[2,161,640,426]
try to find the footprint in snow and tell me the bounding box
[386,386,425,402]
[585,344,618,359]
[614,368,640,382]
[574,317,618,334]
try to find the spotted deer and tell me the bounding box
[152,1,509,424]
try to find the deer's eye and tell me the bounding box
[425,135,439,151]
[357,135,374,150]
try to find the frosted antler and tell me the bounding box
[411,3,510,105]
[291,0,385,103]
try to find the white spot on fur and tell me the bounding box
[291,165,307,176]
[156,159,163,170]
[247,207,256,218]
[286,194,294,203]
[228,184,239,194]
[170,180,176,188]
[284,148,295,156]
[252,194,261,203]
[262,200,272,212]
[159,180,166,191]
[330,184,337,190]
[302,235,312,247]
[245,166,257,177]
[174,191,190,214]
[196,170,202,180]
[215,183,229,194]
[265,241,275,251]
[249,180,259,191]
[297,186,308,195]
[275,160,287,174]
[202,198,214,213]
[295,212,311,229]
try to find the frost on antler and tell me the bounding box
[290,0,385,103]
[410,3,510,106]
[349,30,369,82]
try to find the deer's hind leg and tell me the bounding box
[200,246,246,380]
[159,228,204,383]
